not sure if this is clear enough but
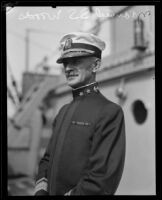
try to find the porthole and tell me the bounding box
[132,100,148,124]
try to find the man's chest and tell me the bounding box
[53,100,101,149]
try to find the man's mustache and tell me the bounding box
[65,69,79,77]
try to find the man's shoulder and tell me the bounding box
[97,92,123,114]
[97,92,120,106]
[88,92,124,127]
[58,103,70,113]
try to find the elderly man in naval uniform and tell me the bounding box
[35,32,126,196]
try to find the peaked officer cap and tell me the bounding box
[56,32,106,64]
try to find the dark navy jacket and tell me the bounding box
[35,82,126,195]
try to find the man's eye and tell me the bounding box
[73,60,80,65]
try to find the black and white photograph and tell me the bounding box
[2,2,159,196]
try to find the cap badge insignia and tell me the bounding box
[64,38,72,50]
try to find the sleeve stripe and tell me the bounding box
[36,177,48,185]
[35,180,48,193]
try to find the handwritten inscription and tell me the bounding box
[137,10,151,23]
[18,10,62,20]
[18,8,151,21]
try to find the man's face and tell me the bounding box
[63,56,95,89]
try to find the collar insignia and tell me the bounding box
[72,82,99,99]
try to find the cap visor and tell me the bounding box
[56,52,96,64]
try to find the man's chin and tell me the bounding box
[67,79,81,89]
[67,82,79,89]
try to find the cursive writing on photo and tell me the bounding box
[18,10,62,20]
[18,8,151,21]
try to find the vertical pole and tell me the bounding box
[25,29,30,71]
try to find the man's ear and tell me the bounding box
[92,59,101,73]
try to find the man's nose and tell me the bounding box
[65,64,74,72]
